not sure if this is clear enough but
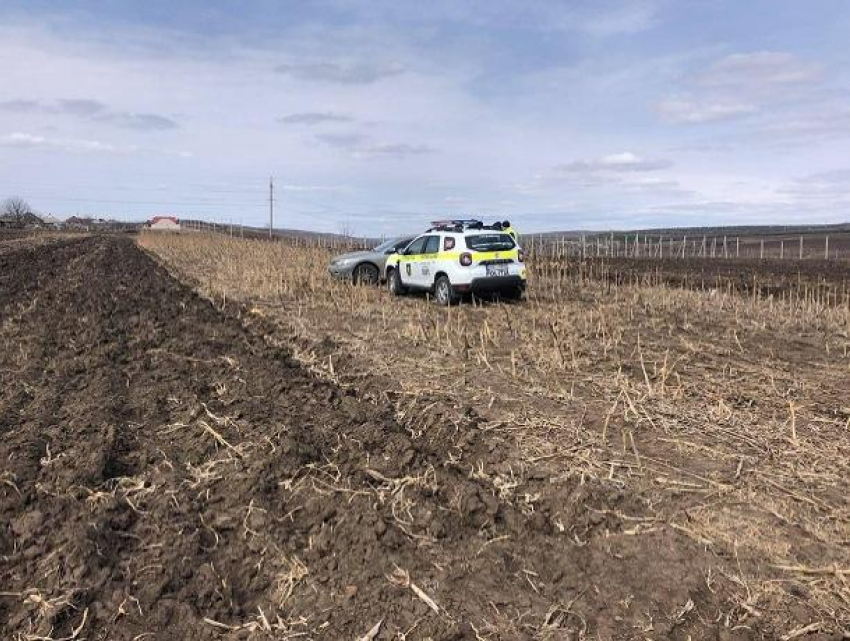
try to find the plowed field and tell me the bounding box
[1,235,847,640]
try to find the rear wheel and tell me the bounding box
[388,268,406,296]
[353,263,379,286]
[434,275,459,306]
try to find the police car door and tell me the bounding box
[399,235,428,288]
[419,235,441,289]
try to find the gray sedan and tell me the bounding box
[329,236,415,285]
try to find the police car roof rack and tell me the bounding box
[428,219,489,232]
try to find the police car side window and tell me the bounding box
[423,235,441,255]
[405,237,427,255]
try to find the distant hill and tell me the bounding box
[525,222,850,239]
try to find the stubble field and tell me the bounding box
[1,230,848,640]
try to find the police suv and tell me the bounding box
[385,220,527,305]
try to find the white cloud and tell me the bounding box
[757,109,850,145]
[656,51,828,129]
[278,112,353,125]
[656,97,756,124]
[315,132,435,158]
[557,152,672,173]
[0,131,192,157]
[0,132,118,153]
[698,51,823,89]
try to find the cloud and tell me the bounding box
[557,152,672,173]
[58,98,107,116]
[315,132,434,157]
[0,99,41,112]
[580,1,661,37]
[0,131,192,157]
[656,98,756,124]
[757,109,850,145]
[275,60,405,84]
[0,131,118,153]
[96,112,180,130]
[277,112,354,125]
[367,142,433,156]
[778,169,850,204]
[0,98,178,130]
[657,51,826,128]
[315,132,366,149]
[698,51,823,89]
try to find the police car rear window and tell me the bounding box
[464,234,515,251]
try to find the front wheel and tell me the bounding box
[434,275,459,306]
[388,268,406,296]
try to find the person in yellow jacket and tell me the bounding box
[501,220,518,243]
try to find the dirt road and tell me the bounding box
[0,235,830,639]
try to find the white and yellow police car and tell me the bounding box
[385,220,527,305]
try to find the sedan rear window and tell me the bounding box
[464,233,516,251]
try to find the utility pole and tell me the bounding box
[269,176,275,239]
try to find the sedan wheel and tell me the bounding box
[353,263,379,286]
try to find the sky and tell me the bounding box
[0,0,849,235]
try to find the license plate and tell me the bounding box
[486,264,509,277]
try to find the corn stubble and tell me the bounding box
[140,230,850,634]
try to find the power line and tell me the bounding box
[0,181,269,195]
[7,195,268,207]
[269,176,274,238]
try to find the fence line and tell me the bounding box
[526,233,844,261]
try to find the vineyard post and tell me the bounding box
[702,235,707,257]
[723,235,727,258]
[682,235,687,258]
[659,235,663,258]
[581,234,586,258]
[760,239,764,259]
[799,235,803,260]
[780,240,785,260]
[736,237,739,258]
[825,235,829,260]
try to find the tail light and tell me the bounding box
[460,252,473,266]
[518,249,526,262]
